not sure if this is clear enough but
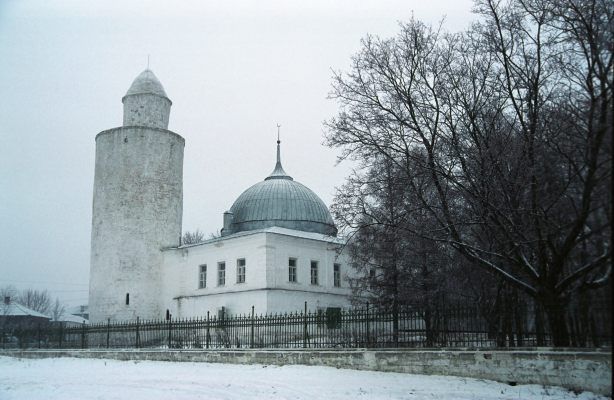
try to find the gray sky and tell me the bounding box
[0,0,474,307]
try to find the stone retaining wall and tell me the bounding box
[1,348,610,396]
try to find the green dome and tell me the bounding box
[224,142,337,236]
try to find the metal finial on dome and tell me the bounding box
[277,123,280,144]
[266,124,293,181]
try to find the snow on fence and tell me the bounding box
[2,303,610,350]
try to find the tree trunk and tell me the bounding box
[541,296,570,347]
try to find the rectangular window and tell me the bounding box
[369,268,376,289]
[218,262,226,286]
[333,263,341,287]
[199,264,207,288]
[236,258,246,283]
[288,258,297,283]
[310,261,318,285]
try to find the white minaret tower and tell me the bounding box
[89,69,184,322]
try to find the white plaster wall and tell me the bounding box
[161,229,355,318]
[266,232,352,294]
[122,94,171,129]
[266,290,352,314]
[162,233,269,318]
[174,291,268,319]
[89,126,184,323]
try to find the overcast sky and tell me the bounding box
[0,0,474,307]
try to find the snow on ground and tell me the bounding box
[0,356,607,400]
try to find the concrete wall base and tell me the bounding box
[1,348,610,396]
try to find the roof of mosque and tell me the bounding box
[224,140,337,237]
[124,69,169,99]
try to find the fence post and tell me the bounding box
[366,302,370,347]
[106,318,110,348]
[303,301,307,349]
[59,322,63,349]
[81,321,86,349]
[135,317,140,349]
[167,316,172,349]
[206,311,210,349]
[250,306,255,349]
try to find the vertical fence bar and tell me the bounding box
[168,317,172,349]
[81,321,86,349]
[59,322,63,349]
[250,306,255,349]
[302,302,307,349]
[366,302,370,347]
[136,317,140,349]
[206,311,210,349]
[106,318,110,348]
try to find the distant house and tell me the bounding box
[52,313,88,327]
[0,296,51,329]
[67,304,89,321]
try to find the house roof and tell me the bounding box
[1,301,52,319]
[172,226,345,251]
[53,314,88,324]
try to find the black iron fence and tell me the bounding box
[2,303,610,350]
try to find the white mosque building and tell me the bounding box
[88,70,353,323]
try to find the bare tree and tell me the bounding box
[181,229,205,245]
[18,289,51,315]
[51,298,65,321]
[326,0,612,345]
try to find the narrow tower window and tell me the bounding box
[236,258,246,283]
[199,264,207,288]
[334,263,341,287]
[218,262,226,286]
[310,261,319,285]
[369,269,376,290]
[288,258,297,282]
[125,293,130,305]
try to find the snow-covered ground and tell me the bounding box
[0,356,607,400]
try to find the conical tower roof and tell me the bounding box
[125,69,169,99]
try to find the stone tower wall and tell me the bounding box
[89,126,184,322]
[122,94,171,130]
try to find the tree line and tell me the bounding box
[325,0,612,346]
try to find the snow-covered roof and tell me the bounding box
[1,301,52,319]
[170,226,345,251]
[53,314,88,324]
[67,304,88,315]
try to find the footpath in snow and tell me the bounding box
[0,356,608,400]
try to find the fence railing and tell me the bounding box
[2,303,610,350]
